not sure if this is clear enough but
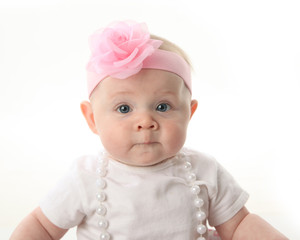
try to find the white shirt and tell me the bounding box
[40,148,249,240]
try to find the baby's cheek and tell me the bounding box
[164,122,187,149]
[99,125,122,148]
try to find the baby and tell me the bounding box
[10,21,288,240]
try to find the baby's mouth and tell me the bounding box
[134,134,158,146]
[134,140,159,146]
[136,142,156,145]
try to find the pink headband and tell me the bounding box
[86,21,191,97]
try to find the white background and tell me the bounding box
[1,0,299,239]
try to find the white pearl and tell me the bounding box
[99,151,105,156]
[98,218,109,229]
[98,157,108,166]
[184,161,192,171]
[99,231,110,240]
[194,198,204,208]
[197,224,207,235]
[96,192,106,202]
[186,172,196,182]
[96,178,106,189]
[197,237,206,240]
[196,211,206,221]
[191,185,201,195]
[96,205,107,216]
[97,168,107,177]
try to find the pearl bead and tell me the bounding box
[196,211,206,221]
[98,157,108,166]
[197,237,206,240]
[96,205,107,216]
[194,198,204,208]
[96,178,106,189]
[186,172,196,182]
[191,185,201,195]
[184,161,192,171]
[197,224,207,235]
[97,168,107,177]
[99,231,110,240]
[99,151,105,156]
[96,192,106,202]
[98,218,109,229]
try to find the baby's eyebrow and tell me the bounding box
[109,90,135,98]
[158,90,176,94]
[153,90,178,96]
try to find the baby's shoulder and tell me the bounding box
[181,147,218,167]
[70,154,99,175]
[179,148,223,183]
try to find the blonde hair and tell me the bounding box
[150,34,192,68]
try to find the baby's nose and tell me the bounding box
[135,113,158,131]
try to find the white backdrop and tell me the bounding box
[1,0,299,239]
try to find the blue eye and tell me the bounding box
[156,103,171,112]
[117,105,131,113]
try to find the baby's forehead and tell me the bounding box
[99,69,189,96]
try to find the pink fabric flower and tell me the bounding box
[87,21,163,79]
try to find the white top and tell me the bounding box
[40,148,249,240]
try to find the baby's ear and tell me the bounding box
[80,101,98,134]
[190,99,198,119]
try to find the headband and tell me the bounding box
[86,21,191,97]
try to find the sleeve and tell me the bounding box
[207,161,249,227]
[39,159,88,229]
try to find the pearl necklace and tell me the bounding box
[95,152,207,240]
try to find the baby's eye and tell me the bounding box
[117,105,131,114]
[156,103,171,112]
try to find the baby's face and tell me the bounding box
[90,69,197,166]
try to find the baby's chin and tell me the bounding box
[111,153,175,167]
[105,144,180,167]
[113,158,165,167]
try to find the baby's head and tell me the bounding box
[81,21,198,166]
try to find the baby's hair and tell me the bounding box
[150,34,192,68]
